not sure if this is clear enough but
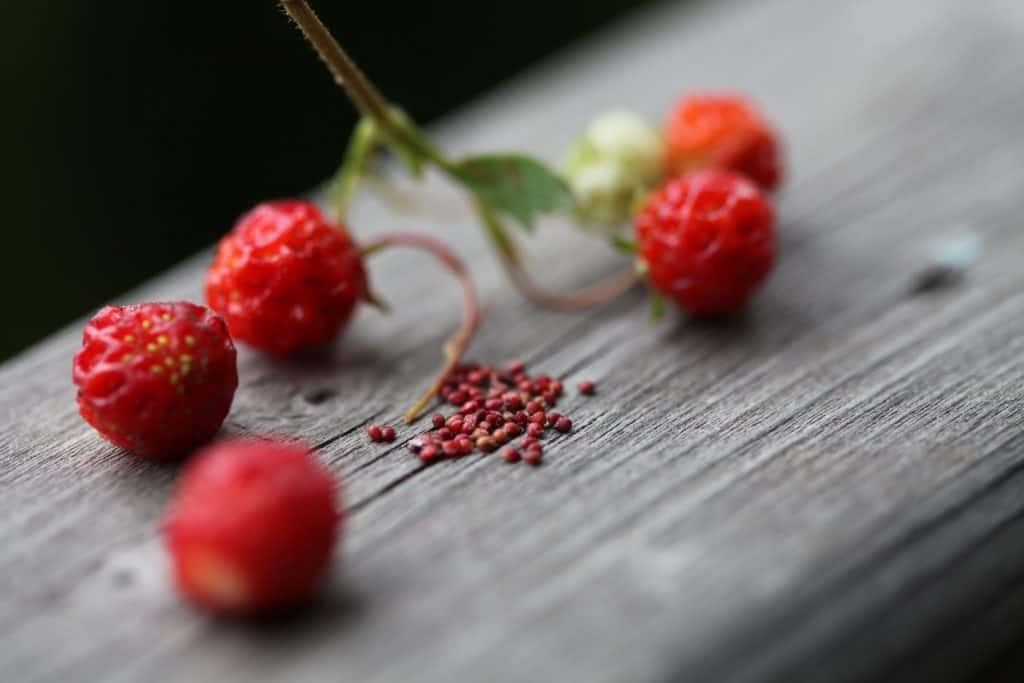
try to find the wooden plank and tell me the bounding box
[3,0,1024,680]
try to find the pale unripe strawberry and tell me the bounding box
[565,110,664,229]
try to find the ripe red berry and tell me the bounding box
[636,171,776,315]
[503,447,521,463]
[664,93,783,191]
[164,438,339,613]
[205,200,366,356]
[578,380,596,395]
[367,424,383,442]
[72,302,238,460]
[420,444,439,463]
[381,425,396,442]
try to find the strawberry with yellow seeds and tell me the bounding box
[72,301,238,460]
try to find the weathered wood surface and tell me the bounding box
[4,0,1024,680]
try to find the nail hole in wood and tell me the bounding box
[305,388,336,405]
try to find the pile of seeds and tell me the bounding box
[370,360,595,466]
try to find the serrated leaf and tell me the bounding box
[453,154,575,230]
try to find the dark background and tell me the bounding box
[0,1,654,362]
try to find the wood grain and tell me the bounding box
[3,0,1024,681]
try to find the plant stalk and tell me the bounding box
[361,233,481,423]
[282,0,636,311]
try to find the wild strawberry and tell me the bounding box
[565,110,664,229]
[72,302,237,460]
[664,93,783,191]
[164,438,340,614]
[205,200,366,356]
[636,171,775,315]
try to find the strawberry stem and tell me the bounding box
[361,233,481,423]
[281,0,636,311]
[279,0,392,125]
[329,118,377,219]
[280,0,440,167]
[506,260,639,311]
[474,200,639,310]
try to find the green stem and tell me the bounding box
[476,200,639,311]
[282,0,636,311]
[328,118,377,220]
[279,0,391,124]
[280,0,442,172]
[473,200,520,263]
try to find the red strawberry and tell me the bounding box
[164,438,340,614]
[205,200,367,356]
[72,301,237,460]
[636,170,776,315]
[664,93,783,191]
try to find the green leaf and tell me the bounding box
[453,154,575,230]
[610,235,637,254]
[648,290,667,323]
